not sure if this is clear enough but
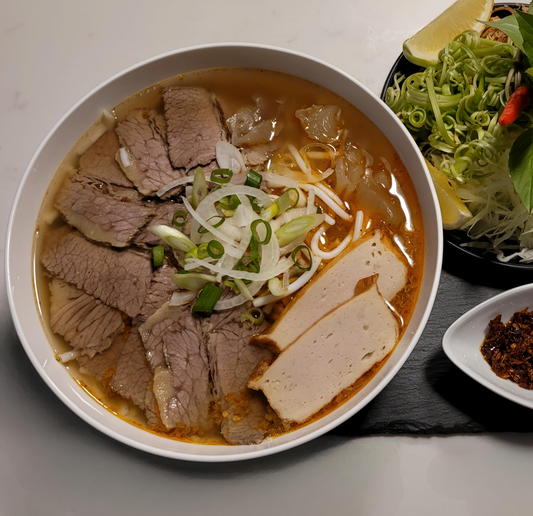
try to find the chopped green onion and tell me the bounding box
[249,237,260,262]
[251,219,272,245]
[207,240,225,259]
[261,188,299,221]
[198,215,225,234]
[275,214,325,247]
[218,194,241,211]
[245,169,262,188]
[184,242,209,262]
[291,245,313,271]
[268,277,286,297]
[150,225,197,252]
[234,278,253,301]
[235,256,260,273]
[172,272,218,291]
[316,205,323,214]
[249,197,263,213]
[192,167,208,209]
[152,245,165,267]
[192,283,223,317]
[172,210,188,227]
[240,307,265,327]
[223,279,240,294]
[210,168,233,184]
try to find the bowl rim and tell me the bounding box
[5,41,443,462]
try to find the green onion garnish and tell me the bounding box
[192,167,208,209]
[223,279,240,294]
[240,307,265,327]
[218,194,241,210]
[192,283,223,317]
[172,272,217,291]
[184,242,209,263]
[291,245,313,271]
[275,214,324,247]
[152,245,165,267]
[198,215,225,234]
[207,240,225,259]
[249,237,260,262]
[150,225,197,252]
[210,168,233,184]
[249,197,263,213]
[244,169,262,188]
[234,278,253,301]
[261,188,300,221]
[172,210,188,227]
[251,219,272,245]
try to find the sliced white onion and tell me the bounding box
[311,224,352,260]
[214,280,265,310]
[196,184,273,212]
[169,290,198,306]
[353,210,364,241]
[363,150,374,167]
[261,171,299,189]
[216,141,246,174]
[184,256,293,281]
[253,255,322,307]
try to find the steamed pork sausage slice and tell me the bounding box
[248,279,399,424]
[251,229,408,353]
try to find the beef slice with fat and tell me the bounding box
[41,232,153,318]
[136,264,178,323]
[49,278,124,358]
[163,87,225,170]
[55,178,154,247]
[116,108,184,195]
[78,131,134,187]
[204,307,272,445]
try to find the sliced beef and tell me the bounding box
[204,307,271,445]
[163,87,225,170]
[136,264,178,323]
[41,232,153,318]
[49,278,124,358]
[55,178,154,247]
[162,308,213,431]
[111,329,158,427]
[116,108,184,196]
[133,202,189,247]
[78,131,134,187]
[78,334,126,382]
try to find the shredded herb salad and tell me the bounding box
[385,3,533,262]
[149,141,363,319]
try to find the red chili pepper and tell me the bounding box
[499,86,531,127]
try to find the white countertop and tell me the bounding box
[2,1,533,514]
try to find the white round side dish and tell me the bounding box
[443,284,533,409]
[5,43,443,462]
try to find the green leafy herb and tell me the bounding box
[483,16,525,53]
[509,127,533,212]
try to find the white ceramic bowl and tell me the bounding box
[6,43,442,462]
[443,284,533,409]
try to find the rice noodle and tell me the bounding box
[299,184,352,220]
[310,224,353,260]
[353,210,364,240]
[306,188,316,214]
[288,143,311,174]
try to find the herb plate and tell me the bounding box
[380,4,533,285]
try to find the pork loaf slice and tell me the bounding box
[55,178,154,247]
[41,232,153,318]
[251,229,408,352]
[248,280,399,423]
[163,87,225,170]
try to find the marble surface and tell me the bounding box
[3,0,533,514]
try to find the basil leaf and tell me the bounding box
[483,16,525,52]
[515,10,533,64]
[509,127,533,213]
